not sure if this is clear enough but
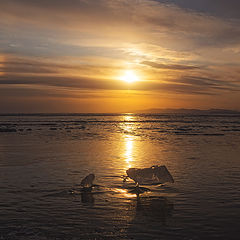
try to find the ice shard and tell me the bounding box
[80,173,95,188]
[126,165,174,185]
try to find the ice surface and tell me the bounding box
[1,114,240,239]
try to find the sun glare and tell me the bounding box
[120,70,139,83]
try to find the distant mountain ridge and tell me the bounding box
[135,108,240,114]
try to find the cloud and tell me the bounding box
[176,75,238,88]
[1,71,239,97]
[1,1,240,111]
[1,0,240,49]
[156,0,240,19]
[141,60,199,70]
[1,53,240,98]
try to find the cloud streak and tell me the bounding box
[141,61,199,70]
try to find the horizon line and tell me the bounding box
[0,108,240,116]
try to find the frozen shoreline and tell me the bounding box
[0,114,240,239]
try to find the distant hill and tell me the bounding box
[135,108,240,114]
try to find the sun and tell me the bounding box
[119,70,139,83]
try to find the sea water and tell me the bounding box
[0,113,240,239]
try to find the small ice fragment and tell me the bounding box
[80,174,95,188]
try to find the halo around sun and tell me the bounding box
[119,70,139,83]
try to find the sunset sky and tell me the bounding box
[1,0,240,113]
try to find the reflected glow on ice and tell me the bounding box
[112,188,136,198]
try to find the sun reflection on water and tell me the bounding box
[122,114,136,170]
[125,135,134,169]
[124,114,135,122]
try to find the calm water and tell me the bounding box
[0,114,240,240]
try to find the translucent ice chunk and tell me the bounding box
[126,165,174,185]
[80,174,95,188]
